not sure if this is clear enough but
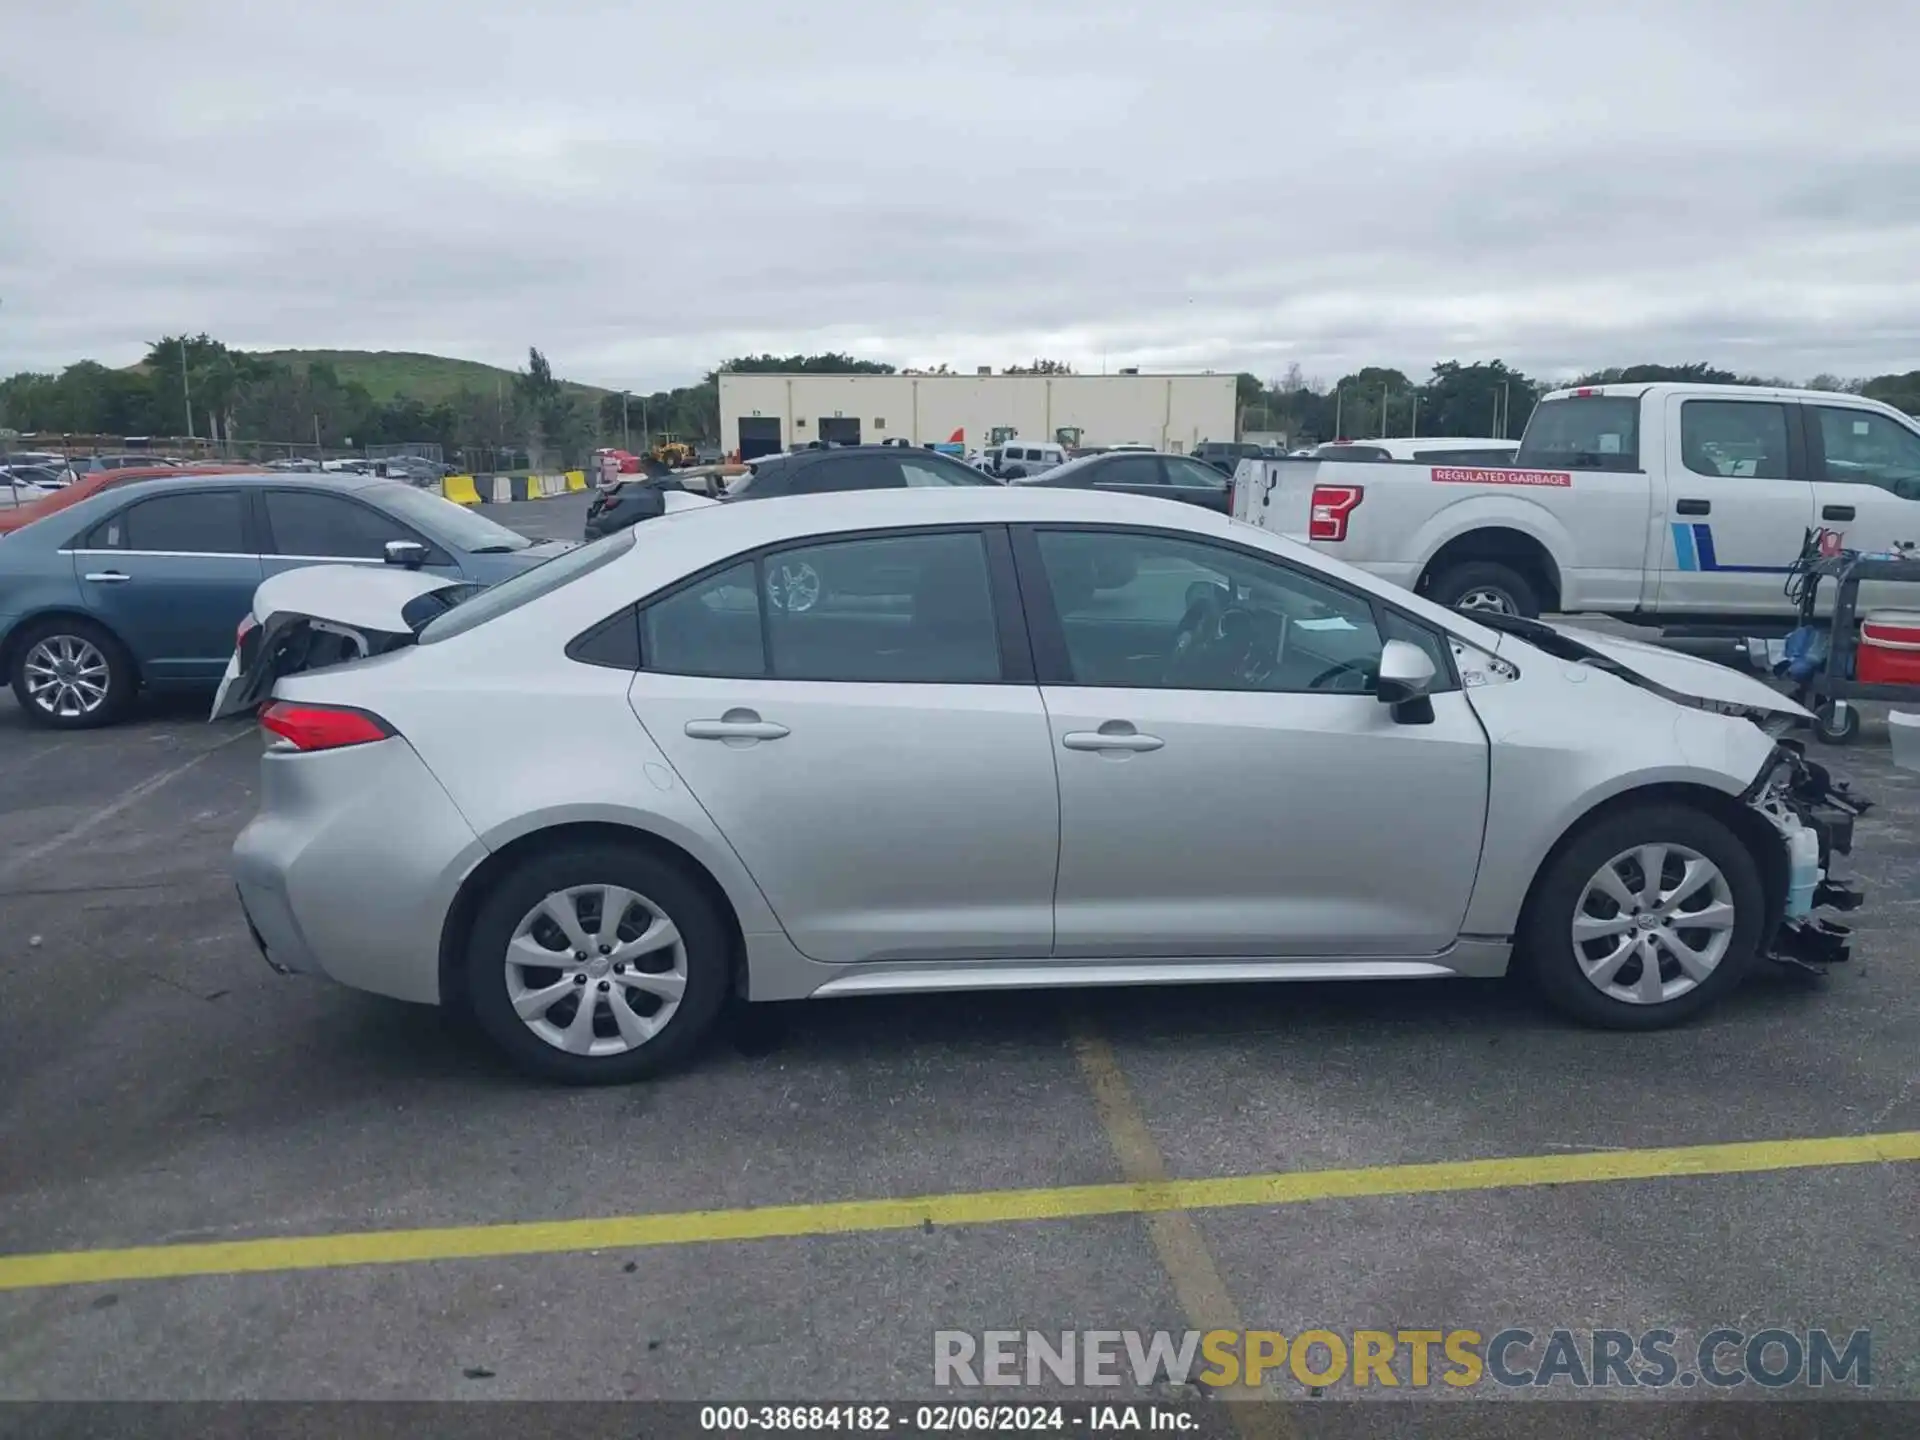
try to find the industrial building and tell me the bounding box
[717,371,1239,459]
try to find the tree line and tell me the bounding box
[5,341,1918,465]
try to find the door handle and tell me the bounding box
[83,571,131,583]
[1823,504,1855,521]
[1063,727,1164,752]
[685,714,789,741]
[1675,499,1711,516]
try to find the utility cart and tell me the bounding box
[1783,550,1920,744]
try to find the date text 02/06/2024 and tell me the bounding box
[698,1404,1203,1434]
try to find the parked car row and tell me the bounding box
[0,470,566,727]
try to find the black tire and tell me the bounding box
[8,616,137,729]
[1521,804,1765,1031]
[1427,561,1541,619]
[463,841,732,1083]
[1813,701,1861,745]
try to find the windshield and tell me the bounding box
[418,526,635,643]
[1516,396,1641,472]
[371,482,532,551]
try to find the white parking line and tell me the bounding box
[0,729,253,883]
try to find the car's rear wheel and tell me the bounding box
[463,842,731,1083]
[1427,561,1540,619]
[1522,804,1764,1030]
[9,617,136,729]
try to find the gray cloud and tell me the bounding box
[3,0,1918,390]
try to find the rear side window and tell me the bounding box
[417,528,634,643]
[1516,397,1640,471]
[1412,447,1514,465]
[640,531,1003,684]
[84,490,248,553]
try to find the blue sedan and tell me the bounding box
[0,472,567,728]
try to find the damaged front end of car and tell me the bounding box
[1743,740,1871,974]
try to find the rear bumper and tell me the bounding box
[231,736,488,1004]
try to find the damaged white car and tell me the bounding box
[215,488,1868,1084]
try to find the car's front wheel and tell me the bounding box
[464,842,732,1083]
[8,617,137,729]
[1522,804,1764,1029]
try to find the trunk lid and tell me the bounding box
[209,564,478,721]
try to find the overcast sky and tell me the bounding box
[4,0,1919,391]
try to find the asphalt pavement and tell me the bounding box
[2,496,1917,1425]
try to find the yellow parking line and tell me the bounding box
[3,1130,1917,1294]
[1070,1020,1291,1437]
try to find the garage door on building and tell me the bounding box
[737,417,782,460]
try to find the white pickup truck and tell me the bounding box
[1232,382,1920,625]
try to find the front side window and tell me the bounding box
[899,455,994,487]
[1033,529,1388,693]
[265,490,420,557]
[1679,400,1792,481]
[1816,407,1920,499]
[84,490,248,554]
[1164,458,1229,490]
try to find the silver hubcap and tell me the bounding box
[1455,586,1517,614]
[1572,844,1736,1005]
[767,560,821,613]
[504,885,688,1056]
[23,636,110,718]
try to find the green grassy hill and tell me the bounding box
[252,349,612,406]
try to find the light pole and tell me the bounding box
[180,340,194,441]
[620,391,631,451]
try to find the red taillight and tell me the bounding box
[258,701,394,752]
[237,616,256,643]
[1573,387,1599,397]
[1308,484,1364,541]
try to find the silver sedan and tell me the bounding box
[220,488,1867,1083]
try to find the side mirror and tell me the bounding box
[384,540,428,570]
[1376,638,1436,708]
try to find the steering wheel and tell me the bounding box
[1165,590,1225,684]
[1166,589,1279,688]
[1308,658,1375,693]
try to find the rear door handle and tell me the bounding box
[1675,499,1711,516]
[685,712,789,741]
[1063,729,1164,752]
[1823,504,1855,521]
[83,571,131,583]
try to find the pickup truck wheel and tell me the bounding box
[1522,805,1763,1030]
[1428,562,1539,618]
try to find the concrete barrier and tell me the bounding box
[437,470,591,504]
